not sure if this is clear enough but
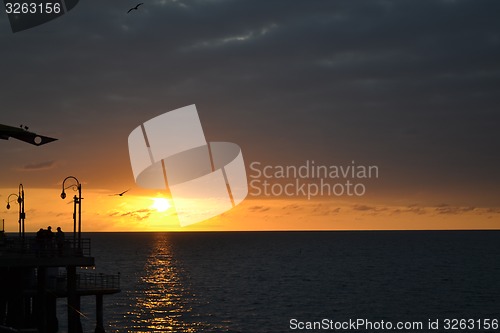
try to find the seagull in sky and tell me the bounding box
[127,3,144,13]
[110,189,130,197]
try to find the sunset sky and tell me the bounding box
[0,0,499,231]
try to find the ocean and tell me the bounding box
[57,231,500,333]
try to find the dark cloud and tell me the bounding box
[391,205,427,215]
[116,208,152,221]
[434,204,476,215]
[107,208,152,220]
[18,160,57,171]
[353,205,377,211]
[0,0,499,206]
[310,204,341,216]
[283,204,301,210]
[248,205,270,212]
[352,204,389,216]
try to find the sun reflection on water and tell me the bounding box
[126,233,205,332]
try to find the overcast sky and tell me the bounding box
[1,0,499,207]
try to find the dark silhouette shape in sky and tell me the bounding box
[127,3,144,13]
[110,189,130,196]
[0,124,57,146]
[5,0,80,33]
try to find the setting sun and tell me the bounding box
[151,198,171,212]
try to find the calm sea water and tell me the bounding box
[57,231,500,333]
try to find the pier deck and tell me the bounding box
[0,234,120,333]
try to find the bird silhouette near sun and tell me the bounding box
[127,3,144,13]
[110,189,130,197]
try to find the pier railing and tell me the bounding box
[77,272,121,291]
[50,272,121,293]
[1,236,91,257]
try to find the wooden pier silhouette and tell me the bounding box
[0,231,120,333]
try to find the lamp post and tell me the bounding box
[6,183,25,239]
[61,176,82,250]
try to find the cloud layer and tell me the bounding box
[0,0,499,208]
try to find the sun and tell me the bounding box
[151,198,171,212]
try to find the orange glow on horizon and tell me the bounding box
[0,187,499,232]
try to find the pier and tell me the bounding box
[0,233,120,333]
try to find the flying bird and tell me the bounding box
[127,3,143,13]
[110,189,130,197]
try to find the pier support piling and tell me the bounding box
[95,294,105,333]
[67,266,82,333]
[37,267,47,333]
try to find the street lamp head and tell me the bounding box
[6,194,19,209]
[61,176,81,199]
[17,197,23,204]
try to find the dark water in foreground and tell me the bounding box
[59,231,500,332]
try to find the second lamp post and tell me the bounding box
[61,176,82,251]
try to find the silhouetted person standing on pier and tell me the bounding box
[47,226,53,238]
[47,226,54,255]
[56,227,65,256]
[36,228,44,255]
